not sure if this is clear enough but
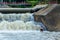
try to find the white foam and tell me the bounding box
[0,21,42,30]
[0,31,60,40]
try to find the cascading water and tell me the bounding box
[0,13,51,40]
[0,13,60,40]
[0,13,46,30]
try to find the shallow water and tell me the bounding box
[0,31,60,40]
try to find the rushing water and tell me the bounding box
[0,13,46,30]
[0,13,49,40]
[0,31,60,40]
[0,13,60,40]
[0,13,34,22]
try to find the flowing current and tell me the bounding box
[0,13,46,30]
[0,13,60,40]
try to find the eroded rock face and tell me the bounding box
[41,5,60,31]
[34,5,60,31]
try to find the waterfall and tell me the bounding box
[0,13,46,30]
[0,13,34,22]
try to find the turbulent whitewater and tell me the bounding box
[0,13,34,22]
[1,13,60,40]
[0,31,60,40]
[0,13,46,30]
[0,13,60,40]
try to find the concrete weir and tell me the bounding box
[0,5,48,13]
[34,4,60,31]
